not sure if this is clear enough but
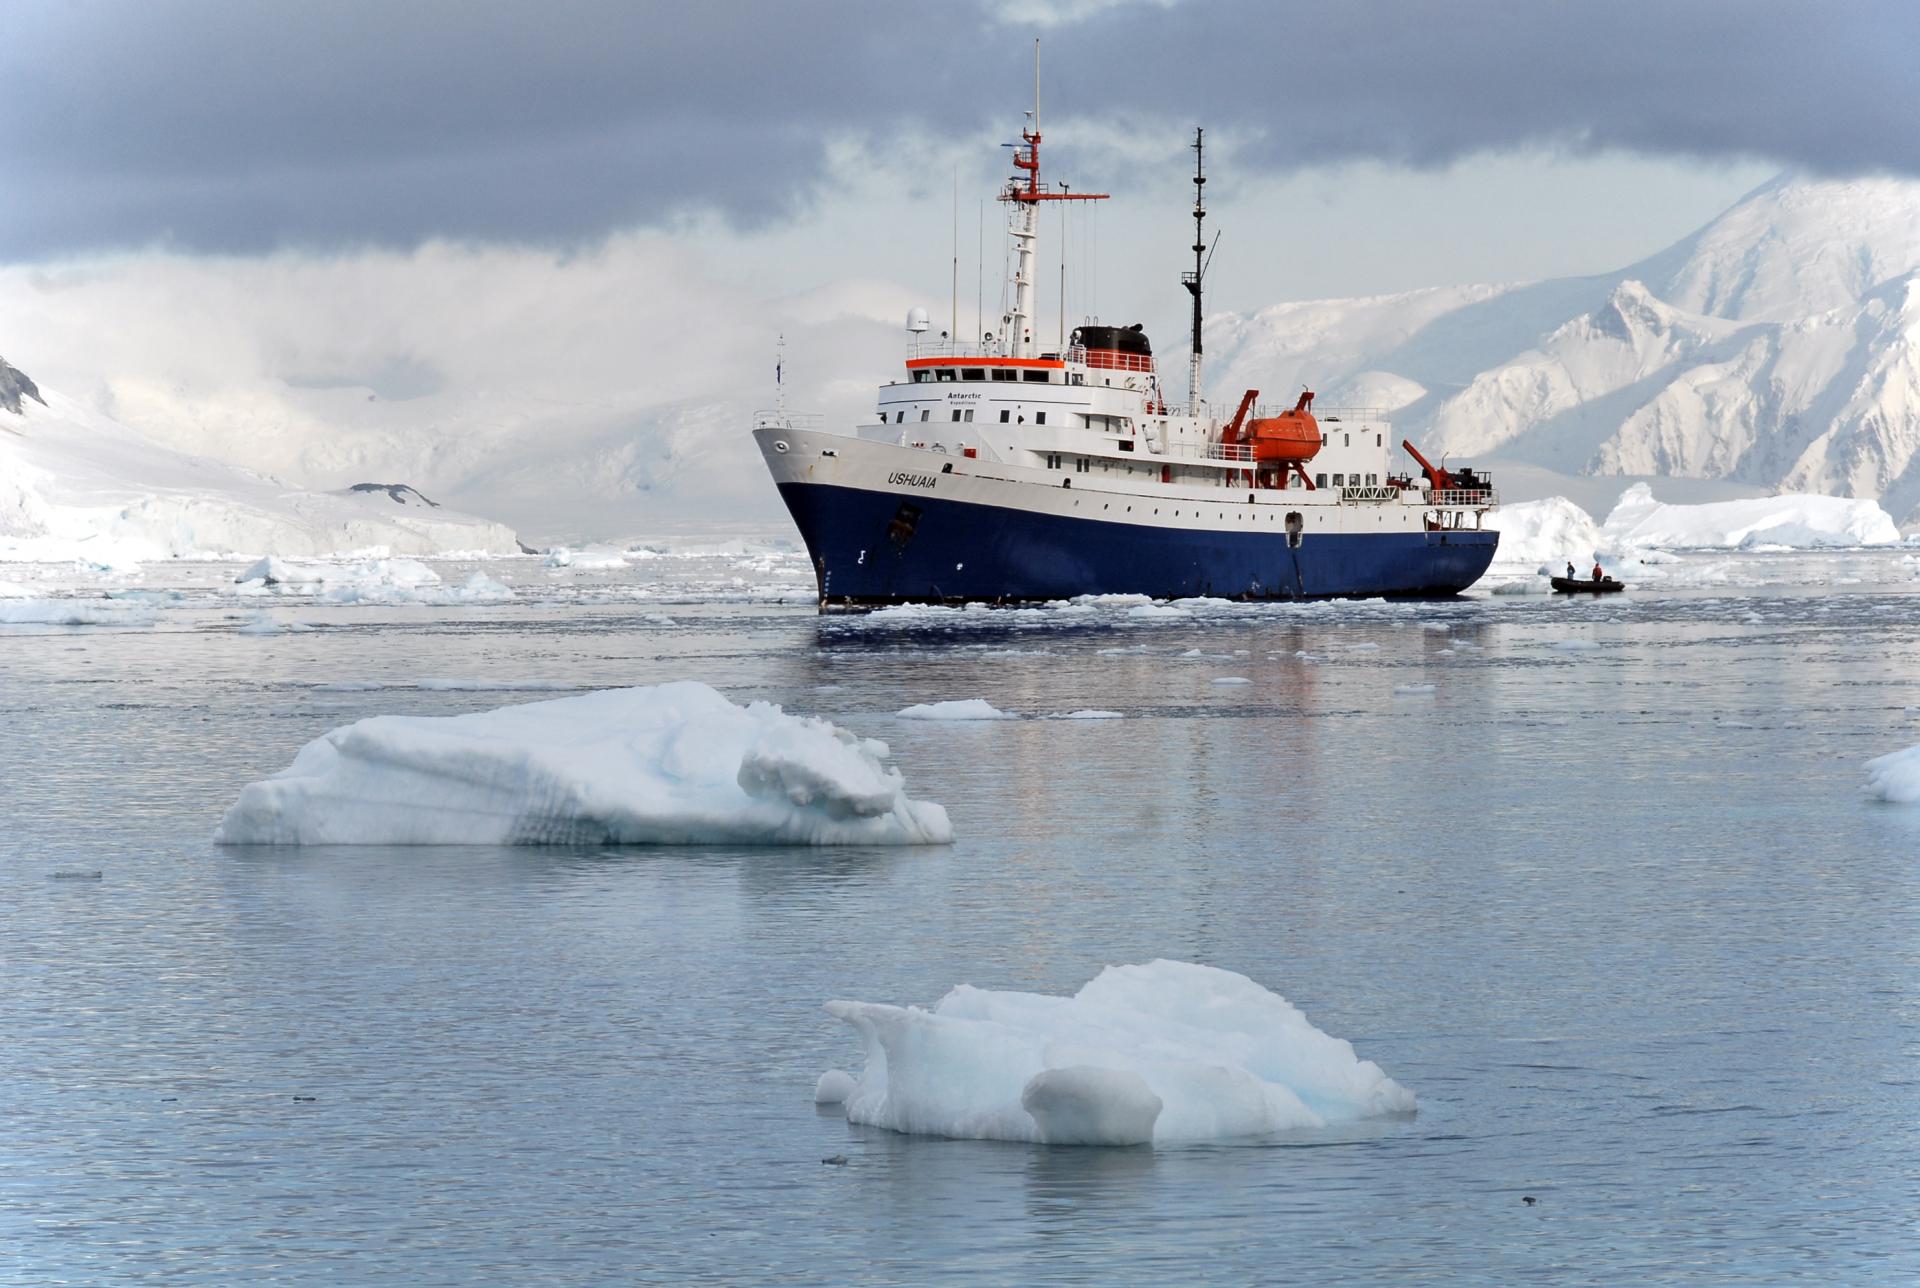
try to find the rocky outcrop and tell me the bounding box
[0,355,46,416]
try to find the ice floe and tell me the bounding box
[0,598,156,626]
[216,681,952,845]
[1051,710,1124,720]
[1865,744,1920,804]
[897,699,1016,721]
[821,960,1413,1146]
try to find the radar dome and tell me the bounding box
[906,307,931,334]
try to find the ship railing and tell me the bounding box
[905,339,1017,361]
[1162,440,1254,463]
[1424,488,1498,507]
[1340,485,1400,504]
[753,410,824,432]
[1068,345,1155,373]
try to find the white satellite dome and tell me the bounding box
[905,306,931,334]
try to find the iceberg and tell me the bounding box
[216,681,952,845]
[1865,744,1920,804]
[1489,496,1606,570]
[896,699,1016,721]
[821,960,1414,1146]
[1602,483,1899,550]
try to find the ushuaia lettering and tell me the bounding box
[888,472,938,489]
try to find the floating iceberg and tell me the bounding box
[896,699,1016,721]
[821,960,1413,1146]
[1489,496,1606,570]
[1602,483,1899,550]
[216,681,953,845]
[1865,744,1920,804]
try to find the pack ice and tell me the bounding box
[215,681,953,845]
[819,960,1413,1146]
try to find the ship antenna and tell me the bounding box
[1183,127,1206,417]
[775,332,786,419]
[997,38,1107,360]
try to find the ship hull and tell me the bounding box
[775,479,1497,606]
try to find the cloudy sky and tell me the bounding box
[2,0,1913,533]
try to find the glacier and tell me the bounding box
[215,682,952,846]
[820,959,1414,1146]
[0,357,520,563]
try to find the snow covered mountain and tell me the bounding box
[0,357,521,562]
[1211,174,1920,524]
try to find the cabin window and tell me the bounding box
[1376,434,1383,447]
[1320,433,1327,446]
[1315,473,1327,488]
[994,369,1016,381]
[965,409,976,422]
[937,368,957,382]
[1035,412,1047,425]
[962,368,987,382]
[1332,474,1344,486]
[951,410,962,422]
[895,411,905,423]
[1045,453,1062,469]
[1367,473,1378,485]
[1071,373,1085,385]
[1022,370,1051,383]
[1076,457,1090,473]
[912,370,931,384]
[1343,433,1350,446]
[920,409,930,422]
[1118,439,1133,452]
[999,410,1011,423]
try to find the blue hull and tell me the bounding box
[776,482,1499,606]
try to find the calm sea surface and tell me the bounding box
[4,553,1919,1284]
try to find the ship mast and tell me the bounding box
[1182,127,1206,416]
[999,40,1106,359]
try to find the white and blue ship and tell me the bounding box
[756,65,1497,610]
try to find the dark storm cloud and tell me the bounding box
[2,0,1913,259]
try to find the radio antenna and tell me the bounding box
[1182,127,1206,416]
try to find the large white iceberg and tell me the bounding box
[1489,496,1607,570]
[1602,483,1900,549]
[216,681,952,845]
[822,960,1413,1146]
[1865,744,1920,804]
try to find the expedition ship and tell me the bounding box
[755,64,1498,610]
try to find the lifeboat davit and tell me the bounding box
[1247,390,1321,463]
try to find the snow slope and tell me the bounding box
[0,358,520,561]
[1210,175,1920,524]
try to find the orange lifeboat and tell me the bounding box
[1246,390,1321,463]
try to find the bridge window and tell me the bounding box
[912,370,932,383]
[936,368,957,382]
[994,369,1016,381]
[1021,370,1051,383]
[962,368,987,382]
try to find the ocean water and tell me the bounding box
[4,551,1920,1284]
